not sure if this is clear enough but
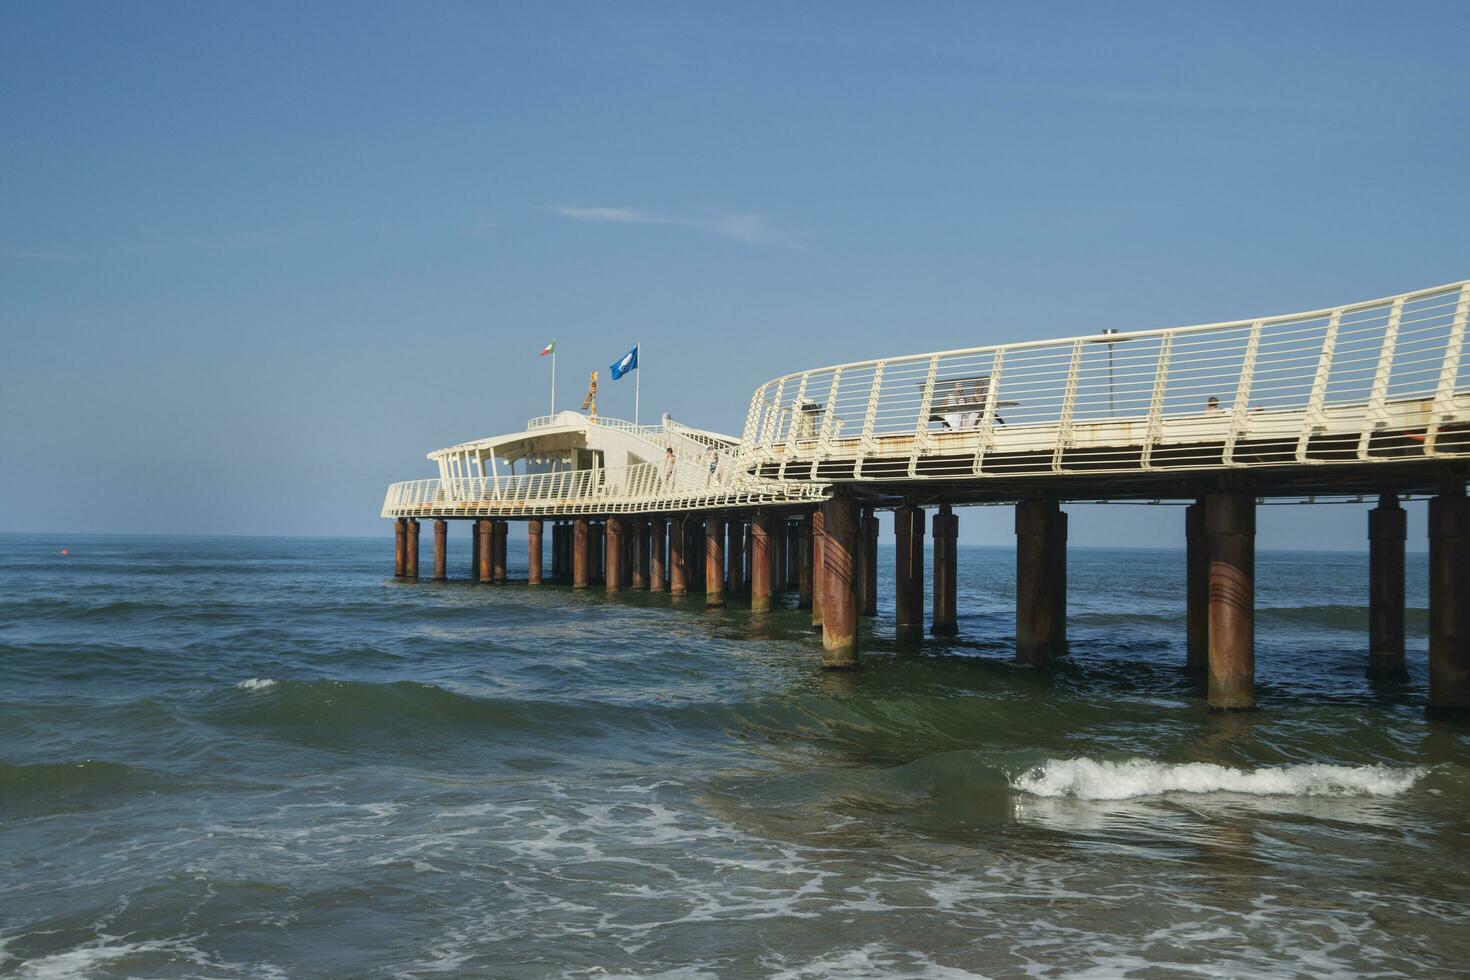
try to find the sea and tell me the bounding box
[1,533,1467,978]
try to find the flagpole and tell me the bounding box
[550,349,556,416]
[634,341,640,427]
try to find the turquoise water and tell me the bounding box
[1,533,1467,978]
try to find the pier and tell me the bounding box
[385,279,1470,715]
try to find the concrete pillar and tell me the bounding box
[527,518,543,585]
[1015,500,1057,666]
[1368,494,1407,680]
[405,519,420,579]
[1428,489,1470,715]
[743,521,754,593]
[492,520,508,582]
[605,516,624,592]
[771,518,786,593]
[433,519,448,580]
[650,517,667,593]
[478,519,492,583]
[591,521,604,585]
[861,510,879,618]
[550,522,563,582]
[932,504,958,635]
[798,515,813,609]
[1050,508,1068,654]
[1185,501,1208,673]
[706,515,726,607]
[1206,491,1255,711]
[728,518,744,598]
[670,515,688,594]
[394,518,407,577]
[811,507,826,631]
[821,496,860,669]
[474,518,485,580]
[573,518,590,589]
[751,512,773,612]
[632,518,649,589]
[894,505,925,639]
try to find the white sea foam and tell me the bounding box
[1012,758,1426,800]
[235,677,277,690]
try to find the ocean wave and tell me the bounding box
[1012,758,1426,800]
[235,678,277,690]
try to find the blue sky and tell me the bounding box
[2,1,1468,547]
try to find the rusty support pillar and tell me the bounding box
[1428,489,1470,715]
[861,510,879,618]
[1051,509,1068,654]
[478,519,492,583]
[1015,500,1058,665]
[605,516,624,593]
[432,519,448,581]
[894,505,925,639]
[572,519,590,589]
[394,518,407,577]
[669,515,688,594]
[490,520,506,582]
[405,519,420,579]
[751,512,773,612]
[932,505,958,635]
[591,521,604,584]
[811,507,826,631]
[728,518,744,598]
[474,518,485,580]
[1185,501,1208,673]
[553,522,565,582]
[798,514,814,609]
[1206,491,1255,711]
[629,519,647,589]
[527,519,543,585]
[771,518,786,593]
[706,515,726,608]
[650,517,667,593]
[743,521,753,593]
[822,496,860,669]
[1368,494,1407,680]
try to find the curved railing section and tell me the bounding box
[739,279,1470,481]
[381,443,825,519]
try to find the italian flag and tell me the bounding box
[539,340,556,357]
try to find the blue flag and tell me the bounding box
[610,344,639,380]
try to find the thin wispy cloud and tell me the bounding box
[548,205,789,246]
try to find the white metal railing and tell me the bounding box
[739,278,1470,480]
[382,440,823,518]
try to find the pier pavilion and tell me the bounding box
[385,278,1470,716]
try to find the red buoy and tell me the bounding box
[60,548,70,556]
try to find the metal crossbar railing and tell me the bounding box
[739,279,1470,481]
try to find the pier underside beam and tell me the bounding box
[1186,501,1207,673]
[706,515,726,608]
[405,519,420,580]
[932,505,958,636]
[1015,500,1062,665]
[1429,488,1470,715]
[433,519,447,581]
[573,519,590,589]
[1368,494,1406,680]
[1206,491,1256,711]
[751,512,773,612]
[821,496,860,669]
[527,519,543,586]
[895,505,925,640]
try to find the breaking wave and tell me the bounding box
[1012,758,1426,800]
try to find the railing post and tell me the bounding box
[907,356,940,478]
[808,367,844,480]
[971,348,1005,476]
[1051,340,1084,473]
[1357,298,1405,460]
[854,362,884,479]
[1425,285,1470,455]
[1140,334,1173,470]
[1223,321,1263,467]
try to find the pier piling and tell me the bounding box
[634,519,650,589]
[527,519,543,585]
[670,515,689,594]
[728,519,744,599]
[1368,494,1407,680]
[751,512,774,611]
[798,515,814,609]
[493,521,508,582]
[1015,500,1060,665]
[606,517,625,593]
[862,510,879,618]
[811,508,826,631]
[1051,508,1068,654]
[706,515,727,608]
[1185,501,1207,673]
[433,519,447,581]
[821,497,860,669]
[1206,491,1256,711]
[405,519,420,579]
[650,517,667,592]
[573,519,590,589]
[932,504,958,636]
[479,519,493,583]
[1428,488,1470,715]
[394,518,407,577]
[895,505,925,640]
